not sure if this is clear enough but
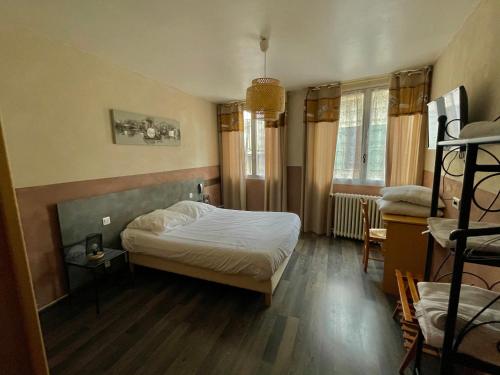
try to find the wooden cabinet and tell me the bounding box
[382,214,428,295]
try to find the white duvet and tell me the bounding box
[121,208,301,280]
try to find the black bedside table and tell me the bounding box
[64,246,128,314]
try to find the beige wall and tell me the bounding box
[0,24,218,189]
[424,0,500,193]
[0,24,220,308]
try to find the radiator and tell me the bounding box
[332,193,382,240]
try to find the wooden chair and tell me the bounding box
[360,198,386,272]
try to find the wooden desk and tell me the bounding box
[382,214,428,295]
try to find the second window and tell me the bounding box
[333,87,389,185]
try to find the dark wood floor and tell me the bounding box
[40,235,434,375]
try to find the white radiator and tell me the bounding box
[332,193,382,240]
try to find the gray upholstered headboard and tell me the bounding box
[57,178,203,249]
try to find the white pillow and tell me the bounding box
[380,185,445,208]
[127,209,193,234]
[166,200,215,219]
[377,198,443,218]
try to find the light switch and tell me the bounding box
[102,216,111,225]
[189,193,193,199]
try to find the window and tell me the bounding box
[334,88,389,185]
[243,110,265,178]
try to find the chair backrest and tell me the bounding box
[360,198,370,240]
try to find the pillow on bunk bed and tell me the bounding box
[377,198,444,218]
[459,121,500,139]
[380,185,445,208]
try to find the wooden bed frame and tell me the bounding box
[128,252,292,306]
[56,179,297,306]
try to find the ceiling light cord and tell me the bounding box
[260,37,269,78]
[264,50,267,78]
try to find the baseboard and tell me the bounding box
[38,294,68,312]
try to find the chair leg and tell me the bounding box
[363,242,369,272]
[399,332,419,374]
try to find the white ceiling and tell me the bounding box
[0,0,480,102]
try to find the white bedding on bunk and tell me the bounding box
[427,217,500,254]
[415,282,500,366]
[121,208,301,280]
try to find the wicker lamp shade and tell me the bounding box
[246,77,285,121]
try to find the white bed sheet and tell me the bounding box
[121,208,301,280]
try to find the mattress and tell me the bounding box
[121,208,301,280]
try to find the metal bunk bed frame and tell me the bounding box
[413,115,500,374]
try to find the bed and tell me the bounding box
[121,202,301,305]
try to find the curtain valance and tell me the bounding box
[305,86,341,123]
[218,102,244,132]
[388,68,432,116]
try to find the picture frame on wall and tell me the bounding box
[110,109,181,146]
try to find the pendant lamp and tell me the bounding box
[245,37,285,121]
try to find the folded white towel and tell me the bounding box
[376,198,443,218]
[415,282,500,366]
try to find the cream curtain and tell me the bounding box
[264,113,287,211]
[386,68,432,186]
[303,86,341,234]
[218,103,246,210]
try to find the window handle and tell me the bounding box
[362,153,367,163]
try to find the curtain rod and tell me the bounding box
[394,66,432,76]
[308,82,340,91]
[220,100,245,105]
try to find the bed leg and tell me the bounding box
[129,262,135,285]
[264,293,272,307]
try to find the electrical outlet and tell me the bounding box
[102,216,111,225]
[189,192,193,199]
[452,197,460,210]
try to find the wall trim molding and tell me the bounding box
[16,165,220,192]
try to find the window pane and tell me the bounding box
[243,111,252,176]
[366,89,388,182]
[334,92,364,180]
[255,118,265,177]
[243,111,265,177]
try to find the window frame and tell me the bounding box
[244,111,265,179]
[333,85,389,186]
